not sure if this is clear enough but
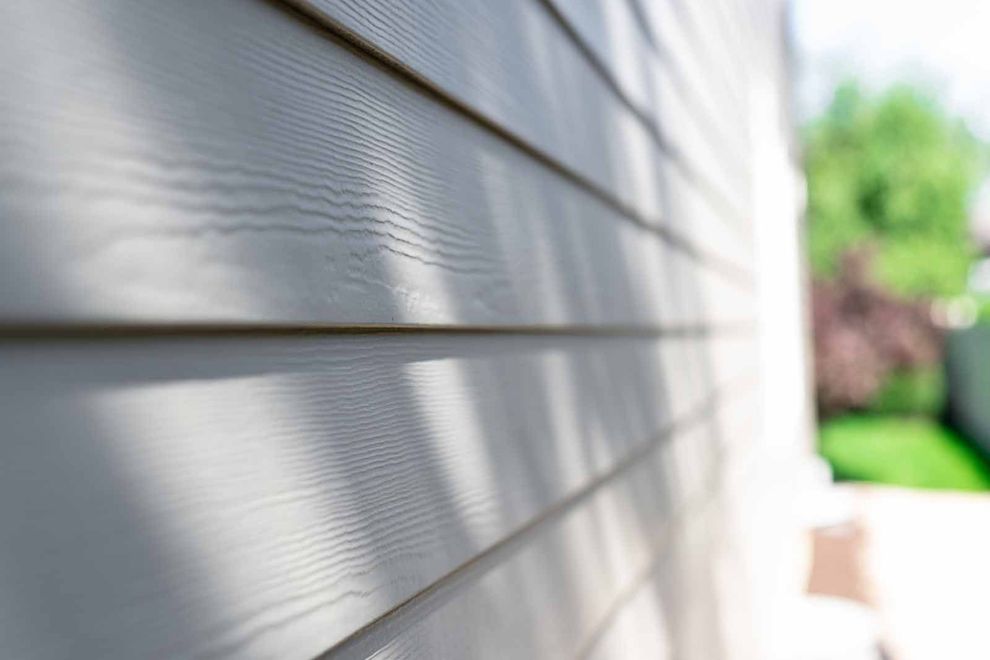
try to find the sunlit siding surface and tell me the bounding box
[0,1,806,658]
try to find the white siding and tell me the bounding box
[0,0,805,658]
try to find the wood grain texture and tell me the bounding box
[542,0,751,220]
[624,0,738,130]
[669,0,749,111]
[279,0,754,259]
[0,0,750,328]
[338,394,757,659]
[0,1,794,659]
[0,333,755,659]
[625,0,754,166]
[576,500,726,660]
[580,392,761,660]
[639,0,750,122]
[347,392,760,660]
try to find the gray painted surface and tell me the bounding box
[0,0,748,326]
[356,393,759,660]
[544,0,750,218]
[0,335,753,658]
[288,0,750,258]
[0,0,798,657]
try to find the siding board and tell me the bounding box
[580,392,761,660]
[0,0,750,328]
[0,333,754,659]
[575,500,725,660]
[0,0,801,657]
[339,396,749,659]
[626,0,753,165]
[542,0,750,218]
[665,0,748,117]
[279,0,752,247]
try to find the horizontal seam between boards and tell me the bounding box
[314,369,757,659]
[533,0,751,231]
[266,0,755,288]
[612,0,750,169]
[0,320,758,342]
[574,385,762,659]
[625,0,661,52]
[668,0,746,114]
[573,478,725,660]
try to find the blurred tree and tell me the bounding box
[806,81,985,297]
[812,249,942,416]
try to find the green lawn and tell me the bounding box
[819,415,990,491]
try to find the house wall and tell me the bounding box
[0,0,808,658]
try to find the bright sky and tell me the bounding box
[792,0,990,138]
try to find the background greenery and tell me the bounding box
[819,415,990,491]
[806,82,984,297]
[807,81,990,491]
[866,366,946,417]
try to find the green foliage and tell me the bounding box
[867,367,945,416]
[977,296,990,324]
[819,415,990,491]
[873,237,974,299]
[806,81,984,297]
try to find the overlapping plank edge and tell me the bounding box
[620,0,752,144]
[575,392,759,660]
[0,0,751,328]
[0,320,755,341]
[628,0,761,198]
[656,0,754,115]
[324,390,759,659]
[539,0,752,218]
[277,0,755,256]
[0,333,756,659]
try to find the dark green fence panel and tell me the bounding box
[945,325,990,452]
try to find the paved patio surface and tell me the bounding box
[808,485,990,660]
